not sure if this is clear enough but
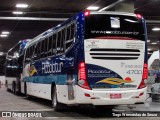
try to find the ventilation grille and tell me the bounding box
[90,48,140,60]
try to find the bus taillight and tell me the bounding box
[84,10,90,16]
[138,63,148,89]
[78,62,91,90]
[136,14,142,19]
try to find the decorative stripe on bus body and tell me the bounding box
[23,75,78,85]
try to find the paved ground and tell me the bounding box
[0,85,160,120]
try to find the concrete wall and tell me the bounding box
[0,76,5,85]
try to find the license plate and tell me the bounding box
[110,94,121,99]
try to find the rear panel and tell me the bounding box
[84,13,146,91]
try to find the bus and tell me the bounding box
[21,11,148,111]
[5,39,30,94]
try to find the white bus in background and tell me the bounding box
[5,39,30,94]
[21,11,148,111]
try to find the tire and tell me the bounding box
[12,82,16,95]
[24,82,31,99]
[24,82,27,95]
[5,81,10,92]
[52,87,65,111]
[17,80,21,95]
[152,94,156,102]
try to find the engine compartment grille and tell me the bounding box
[90,48,140,60]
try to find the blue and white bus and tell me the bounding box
[21,11,148,111]
[5,39,30,94]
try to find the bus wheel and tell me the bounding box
[152,94,156,102]
[52,87,65,111]
[12,82,17,95]
[5,81,9,92]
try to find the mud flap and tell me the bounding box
[67,72,74,100]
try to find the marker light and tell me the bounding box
[84,10,90,16]
[0,52,3,55]
[136,14,142,19]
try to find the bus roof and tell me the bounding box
[25,11,140,48]
[89,11,137,17]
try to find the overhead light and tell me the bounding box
[0,52,3,56]
[57,24,61,27]
[12,11,24,15]
[148,48,152,51]
[152,27,160,31]
[16,4,28,8]
[147,40,150,42]
[151,42,157,45]
[2,31,10,35]
[87,6,99,10]
[0,34,8,37]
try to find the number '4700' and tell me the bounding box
[127,70,142,74]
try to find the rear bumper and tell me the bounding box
[75,85,147,105]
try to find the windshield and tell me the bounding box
[85,14,145,40]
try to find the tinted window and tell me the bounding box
[44,38,48,57]
[34,42,41,60]
[30,45,35,59]
[37,42,41,58]
[52,34,57,55]
[65,23,75,51]
[41,40,45,58]
[48,36,53,56]
[25,48,30,63]
[66,26,71,40]
[57,31,62,54]
[85,14,145,40]
[61,29,65,53]
[70,23,75,39]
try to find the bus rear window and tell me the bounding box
[85,14,145,40]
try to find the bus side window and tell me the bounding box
[66,25,71,40]
[44,38,48,58]
[37,42,41,59]
[41,40,45,58]
[57,31,62,54]
[61,28,65,53]
[48,35,53,56]
[30,45,34,60]
[52,34,57,55]
[65,23,75,51]
[34,42,41,60]
[70,23,75,40]
[25,48,30,63]
[33,43,38,60]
